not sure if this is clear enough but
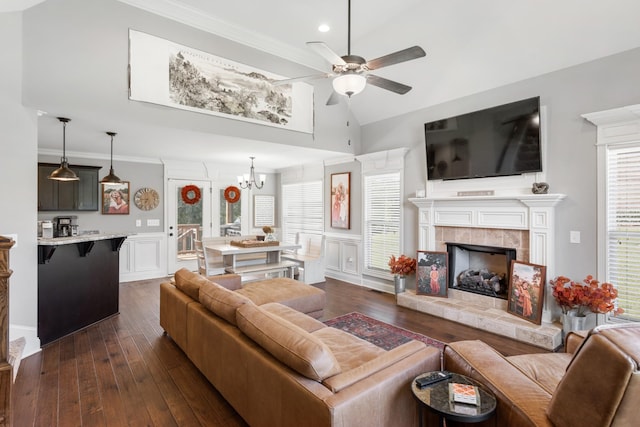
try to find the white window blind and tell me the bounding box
[364,172,401,277]
[607,144,640,320]
[282,180,323,245]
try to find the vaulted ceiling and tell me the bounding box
[8,0,640,168]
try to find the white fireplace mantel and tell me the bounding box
[410,193,566,323]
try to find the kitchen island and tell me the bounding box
[37,233,129,346]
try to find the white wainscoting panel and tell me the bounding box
[119,232,167,282]
[324,234,362,284]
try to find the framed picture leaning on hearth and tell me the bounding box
[416,251,448,297]
[330,172,350,229]
[102,181,130,215]
[507,261,546,325]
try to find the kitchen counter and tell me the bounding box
[37,233,130,346]
[38,232,131,246]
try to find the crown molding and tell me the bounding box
[117,0,326,72]
[38,148,163,165]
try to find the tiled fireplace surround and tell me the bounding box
[400,194,566,350]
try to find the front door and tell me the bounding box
[167,179,212,273]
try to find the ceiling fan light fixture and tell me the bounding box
[332,73,366,97]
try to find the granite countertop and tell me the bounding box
[38,232,132,246]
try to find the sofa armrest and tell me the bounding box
[322,341,437,393]
[444,340,554,427]
[564,329,589,354]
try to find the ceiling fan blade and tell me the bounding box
[326,91,341,106]
[367,74,412,94]
[272,73,332,86]
[307,41,347,66]
[366,46,426,70]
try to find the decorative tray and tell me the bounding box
[230,240,279,248]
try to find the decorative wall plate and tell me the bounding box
[134,187,160,211]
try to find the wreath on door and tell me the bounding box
[224,186,241,204]
[181,185,201,205]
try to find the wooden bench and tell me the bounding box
[282,233,325,284]
[225,260,298,280]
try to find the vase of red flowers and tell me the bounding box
[550,275,624,336]
[389,255,417,294]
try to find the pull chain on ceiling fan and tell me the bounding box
[274,0,426,105]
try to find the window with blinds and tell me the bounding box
[607,144,640,321]
[281,180,323,245]
[364,172,401,278]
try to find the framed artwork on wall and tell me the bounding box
[128,29,314,134]
[416,251,448,297]
[102,181,130,215]
[331,172,350,229]
[507,261,546,325]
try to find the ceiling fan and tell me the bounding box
[274,0,426,105]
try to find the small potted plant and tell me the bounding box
[389,254,417,294]
[262,226,276,242]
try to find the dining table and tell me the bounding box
[205,241,301,277]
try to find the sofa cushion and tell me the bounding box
[236,303,341,381]
[174,268,210,300]
[199,280,252,325]
[237,278,325,317]
[259,302,326,333]
[506,353,572,394]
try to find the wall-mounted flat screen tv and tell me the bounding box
[425,96,542,181]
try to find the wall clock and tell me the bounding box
[134,187,160,211]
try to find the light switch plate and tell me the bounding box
[570,231,581,244]
[147,219,160,227]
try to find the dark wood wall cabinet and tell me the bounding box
[37,163,101,211]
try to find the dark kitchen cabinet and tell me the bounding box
[38,163,101,211]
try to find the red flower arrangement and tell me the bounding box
[550,275,624,317]
[388,255,417,276]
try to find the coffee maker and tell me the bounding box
[53,216,78,237]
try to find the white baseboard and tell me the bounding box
[10,324,40,358]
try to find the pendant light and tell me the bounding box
[48,117,79,181]
[101,131,122,183]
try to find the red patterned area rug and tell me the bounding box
[324,312,445,352]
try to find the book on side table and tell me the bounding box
[449,383,480,406]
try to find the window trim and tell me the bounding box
[356,148,408,280]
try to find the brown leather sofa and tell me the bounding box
[160,269,442,426]
[443,323,640,426]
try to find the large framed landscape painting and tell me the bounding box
[128,29,314,134]
[416,251,448,297]
[507,261,546,324]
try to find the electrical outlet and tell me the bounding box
[135,219,141,227]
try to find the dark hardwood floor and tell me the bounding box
[13,277,549,426]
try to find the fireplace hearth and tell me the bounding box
[447,242,516,300]
[405,194,566,349]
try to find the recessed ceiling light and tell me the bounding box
[318,24,330,33]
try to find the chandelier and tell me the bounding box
[237,156,265,190]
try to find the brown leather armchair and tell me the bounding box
[443,323,640,426]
